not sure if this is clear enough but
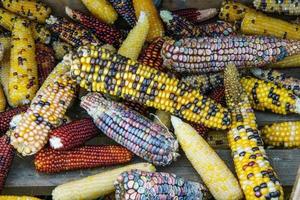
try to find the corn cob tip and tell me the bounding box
[170,115,182,129]
[65,6,72,17]
[46,15,57,25]
[160,10,173,25]
[49,136,63,149]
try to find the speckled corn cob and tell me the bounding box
[49,118,98,150]
[68,46,231,129]
[200,21,236,37]
[171,116,243,200]
[35,145,133,173]
[0,135,14,192]
[0,60,11,105]
[1,0,51,23]
[253,0,300,15]
[115,170,210,200]
[9,18,38,107]
[118,12,149,60]
[261,121,300,148]
[241,11,300,40]
[9,73,76,156]
[51,38,73,60]
[32,23,51,44]
[161,36,300,73]
[173,8,218,24]
[46,15,100,47]
[271,54,300,68]
[81,92,179,166]
[219,1,256,22]
[0,196,41,200]
[0,106,28,133]
[108,0,136,27]
[0,84,6,112]
[122,100,149,116]
[133,0,164,41]
[81,0,118,24]
[65,7,124,48]
[251,68,300,96]
[36,43,55,86]
[0,8,18,31]
[224,64,283,200]
[241,76,300,115]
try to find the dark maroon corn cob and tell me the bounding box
[65,7,124,48]
[108,0,137,27]
[122,100,149,116]
[172,8,218,24]
[0,106,28,133]
[0,135,14,192]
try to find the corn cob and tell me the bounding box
[0,196,41,200]
[52,163,156,200]
[81,92,179,166]
[9,18,38,107]
[0,106,28,133]
[9,73,76,156]
[171,116,243,200]
[0,8,18,30]
[271,54,300,68]
[251,68,300,96]
[0,57,10,105]
[36,43,55,86]
[122,100,149,116]
[219,1,256,23]
[253,0,300,15]
[161,36,300,74]
[65,7,124,48]
[46,15,100,47]
[68,45,231,129]
[81,0,118,24]
[35,145,133,173]
[200,21,236,37]
[118,12,149,60]
[115,170,210,200]
[261,121,300,148]
[132,0,164,41]
[32,23,51,44]
[108,0,136,27]
[241,76,300,115]
[0,135,14,192]
[0,84,6,112]
[49,118,98,150]
[51,38,73,60]
[173,8,218,24]
[224,64,283,200]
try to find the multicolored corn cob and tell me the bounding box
[32,23,51,44]
[118,12,149,60]
[171,116,243,200]
[241,76,300,115]
[1,0,51,23]
[251,68,300,96]
[200,21,236,37]
[132,0,164,41]
[173,8,218,24]
[261,121,300,148]
[51,38,73,60]
[9,73,76,156]
[122,100,149,116]
[271,54,300,68]
[0,135,14,192]
[0,196,41,200]
[68,46,231,129]
[46,15,100,47]
[253,0,300,15]
[52,163,156,200]
[80,0,118,24]
[224,63,283,200]
[49,118,98,150]
[115,170,210,200]
[35,145,133,173]
[0,84,6,112]
[36,43,55,86]
[241,11,300,40]
[219,1,256,23]
[81,92,179,166]
[108,0,136,27]
[65,7,124,48]
[9,18,38,107]
[161,36,300,73]
[0,106,28,133]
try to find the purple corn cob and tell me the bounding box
[108,0,137,27]
[80,93,179,166]
[172,8,218,24]
[162,36,300,73]
[114,170,211,200]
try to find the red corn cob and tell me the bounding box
[0,106,28,133]
[34,146,134,173]
[36,43,56,86]
[65,7,124,48]
[122,100,149,116]
[0,135,14,192]
[49,118,99,150]
[172,8,218,24]
[108,0,137,27]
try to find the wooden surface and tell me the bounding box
[2,0,300,196]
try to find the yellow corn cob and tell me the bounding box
[0,8,18,30]
[0,49,10,104]
[171,116,243,200]
[253,0,300,15]
[261,121,300,148]
[52,163,156,200]
[241,11,300,40]
[9,18,38,107]
[271,54,300,68]
[80,0,117,24]
[133,0,164,41]
[1,0,51,23]
[241,76,300,115]
[0,196,41,200]
[0,83,6,112]
[118,12,149,60]
[224,64,284,200]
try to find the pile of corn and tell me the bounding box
[1,0,300,199]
